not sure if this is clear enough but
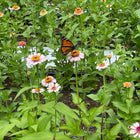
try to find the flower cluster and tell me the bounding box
[41,76,61,93]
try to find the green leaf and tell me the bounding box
[20,101,38,115]
[27,112,35,126]
[55,102,79,120]
[19,132,72,140]
[131,105,140,113]
[71,93,82,105]
[87,133,100,140]
[91,13,98,22]
[112,101,129,114]
[60,14,73,23]
[0,120,9,129]
[87,94,99,102]
[37,115,52,132]
[14,86,36,101]
[11,130,30,136]
[108,123,121,139]
[135,9,140,19]
[0,124,15,140]
[117,119,129,135]
[39,101,55,114]
[0,63,8,69]
[67,23,78,38]
[48,27,53,38]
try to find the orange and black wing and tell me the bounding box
[60,35,75,55]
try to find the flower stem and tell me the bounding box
[75,62,79,104]
[54,92,57,139]
[36,65,40,105]
[101,71,106,140]
[86,126,90,140]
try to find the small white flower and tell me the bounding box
[96,62,109,71]
[32,88,44,93]
[47,83,61,93]
[128,122,140,138]
[26,53,46,66]
[41,76,57,87]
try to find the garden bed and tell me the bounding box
[1,0,140,140]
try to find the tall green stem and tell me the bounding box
[54,92,57,139]
[85,126,90,140]
[36,65,40,104]
[101,71,106,140]
[75,62,79,104]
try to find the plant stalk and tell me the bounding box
[54,92,57,139]
[101,71,106,140]
[36,65,40,105]
[75,62,80,104]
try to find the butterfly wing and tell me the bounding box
[60,35,75,55]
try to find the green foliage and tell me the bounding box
[0,0,140,139]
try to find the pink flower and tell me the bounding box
[26,53,46,66]
[129,122,140,138]
[32,88,44,93]
[41,76,57,87]
[47,83,61,93]
[74,8,83,15]
[67,50,84,62]
[19,41,26,46]
[96,62,109,71]
[12,5,20,10]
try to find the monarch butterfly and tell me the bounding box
[60,35,76,55]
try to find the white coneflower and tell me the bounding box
[96,62,109,71]
[47,83,61,93]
